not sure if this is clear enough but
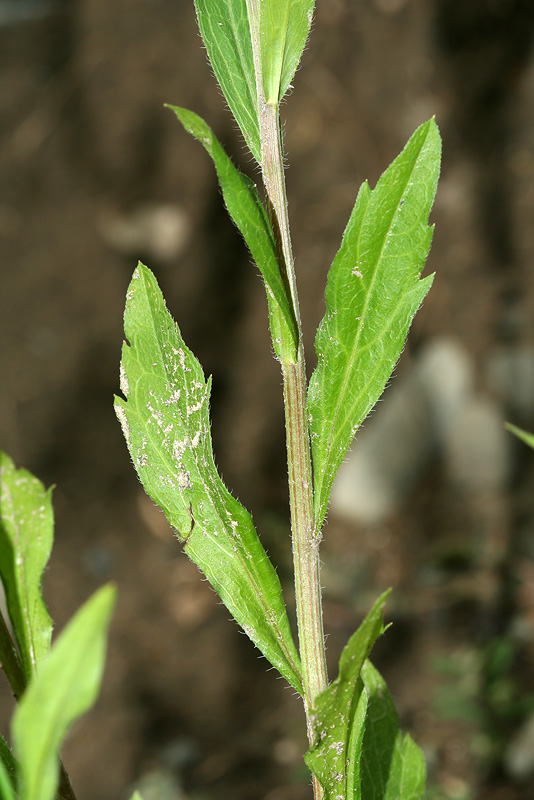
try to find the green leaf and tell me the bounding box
[169,106,297,362]
[0,759,16,800]
[194,0,260,162]
[308,119,441,530]
[0,736,17,798]
[505,422,534,450]
[115,264,302,693]
[248,0,315,104]
[360,660,426,800]
[12,584,115,800]
[304,591,390,798]
[128,794,144,800]
[0,452,53,682]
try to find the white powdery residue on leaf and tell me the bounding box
[173,439,188,462]
[119,363,129,396]
[178,349,192,373]
[147,401,164,428]
[115,405,130,443]
[177,470,191,491]
[164,389,181,405]
[187,399,204,417]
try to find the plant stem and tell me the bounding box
[245,6,328,793]
[261,98,327,800]
[258,72,328,732]
[0,609,25,700]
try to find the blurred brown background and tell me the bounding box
[2,0,534,798]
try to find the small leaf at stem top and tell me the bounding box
[115,264,303,693]
[194,0,261,162]
[169,106,298,362]
[247,0,315,104]
[12,584,115,800]
[308,119,441,532]
[0,452,53,682]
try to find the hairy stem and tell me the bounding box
[250,5,327,737]
[262,99,327,798]
[245,7,328,795]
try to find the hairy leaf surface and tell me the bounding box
[0,452,53,682]
[308,119,441,530]
[194,0,261,162]
[13,585,115,800]
[115,264,302,693]
[169,106,297,361]
[360,661,426,800]
[304,591,390,799]
[247,0,315,104]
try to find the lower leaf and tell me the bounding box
[304,591,390,799]
[12,585,115,800]
[115,264,302,694]
[360,661,426,800]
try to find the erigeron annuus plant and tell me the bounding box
[0,1,441,799]
[114,1,441,799]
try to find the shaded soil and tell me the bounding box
[2,1,534,798]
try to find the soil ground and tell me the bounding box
[2,1,534,799]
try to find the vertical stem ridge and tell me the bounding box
[258,103,328,720]
[246,0,328,754]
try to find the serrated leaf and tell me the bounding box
[169,106,297,362]
[0,452,53,682]
[304,591,390,799]
[308,119,441,530]
[195,0,260,162]
[247,0,315,104]
[115,264,302,693]
[505,422,534,450]
[12,584,115,800]
[360,660,426,800]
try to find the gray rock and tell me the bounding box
[486,345,534,419]
[445,395,510,490]
[505,711,534,779]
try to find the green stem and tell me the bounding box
[245,7,328,796]
[262,98,327,799]
[247,0,327,733]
